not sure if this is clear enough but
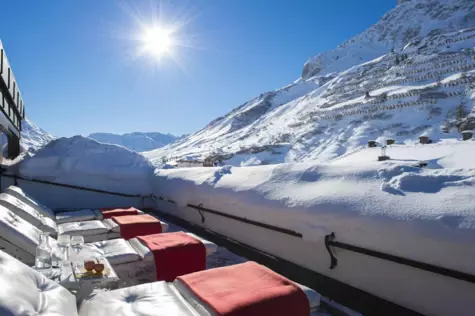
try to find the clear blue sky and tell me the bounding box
[0,0,396,137]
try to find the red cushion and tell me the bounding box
[112,214,162,239]
[177,262,310,316]
[138,232,206,281]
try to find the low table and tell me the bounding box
[43,257,120,302]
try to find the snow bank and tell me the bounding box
[152,141,475,274]
[16,136,155,195]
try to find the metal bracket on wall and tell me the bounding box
[324,232,338,269]
[325,232,475,284]
[197,203,206,223]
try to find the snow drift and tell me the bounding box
[15,136,155,195]
[151,142,475,316]
[152,141,475,274]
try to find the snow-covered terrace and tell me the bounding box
[3,136,475,315]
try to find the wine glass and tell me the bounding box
[70,236,84,270]
[57,235,70,265]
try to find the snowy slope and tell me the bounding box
[302,0,475,78]
[1,118,55,153]
[20,118,55,152]
[145,0,475,167]
[88,132,181,152]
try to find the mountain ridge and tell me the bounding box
[145,0,475,167]
[19,118,55,152]
[302,0,475,79]
[88,132,182,152]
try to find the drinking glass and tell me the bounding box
[70,236,84,270]
[57,235,70,265]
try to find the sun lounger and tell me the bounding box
[0,249,320,316]
[0,204,217,285]
[4,185,147,223]
[0,192,112,241]
[4,185,102,223]
[0,191,169,242]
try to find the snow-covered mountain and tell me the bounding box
[88,132,181,152]
[145,0,475,167]
[20,118,55,152]
[14,121,179,155]
[1,118,55,156]
[302,0,475,79]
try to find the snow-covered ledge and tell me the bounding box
[151,141,475,316]
[3,136,155,209]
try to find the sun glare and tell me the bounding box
[141,27,173,58]
[121,1,202,70]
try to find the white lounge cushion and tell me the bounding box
[55,209,97,224]
[4,186,56,219]
[128,238,156,263]
[160,220,169,233]
[82,233,111,243]
[93,208,104,220]
[184,233,217,256]
[128,233,218,262]
[172,279,214,316]
[0,205,43,258]
[0,204,62,262]
[103,218,169,233]
[80,278,319,316]
[58,220,109,236]
[107,232,122,240]
[0,204,132,266]
[83,239,141,265]
[0,250,78,316]
[79,281,198,316]
[102,218,121,233]
[296,283,321,309]
[0,193,57,234]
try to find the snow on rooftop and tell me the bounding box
[15,136,155,195]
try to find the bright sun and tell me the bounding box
[141,27,173,58]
